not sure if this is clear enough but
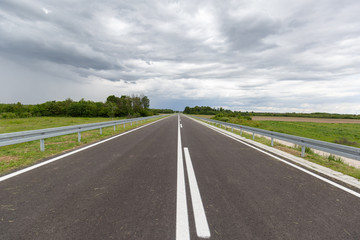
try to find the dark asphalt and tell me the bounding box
[1,114,360,239]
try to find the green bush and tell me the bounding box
[0,112,17,119]
[328,154,343,163]
[219,117,230,122]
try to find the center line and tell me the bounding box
[176,115,190,240]
[184,147,211,239]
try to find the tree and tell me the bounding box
[141,96,150,109]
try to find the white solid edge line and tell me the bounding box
[184,147,211,238]
[192,118,360,199]
[176,115,190,240]
[0,117,169,182]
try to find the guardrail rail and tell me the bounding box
[0,115,166,151]
[191,116,360,161]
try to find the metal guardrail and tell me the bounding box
[0,115,166,151]
[192,116,360,161]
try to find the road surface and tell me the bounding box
[1,115,360,239]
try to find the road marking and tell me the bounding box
[176,115,190,240]
[194,118,360,199]
[0,117,169,183]
[184,147,211,238]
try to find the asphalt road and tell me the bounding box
[1,114,360,239]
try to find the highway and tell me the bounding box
[1,114,360,239]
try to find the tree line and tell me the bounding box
[183,106,251,116]
[0,95,170,119]
[183,106,360,119]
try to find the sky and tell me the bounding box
[1,0,360,113]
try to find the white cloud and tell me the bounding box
[42,7,51,15]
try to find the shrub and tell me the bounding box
[0,112,17,119]
[328,154,343,163]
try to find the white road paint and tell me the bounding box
[176,115,190,240]
[184,147,211,238]
[0,117,169,182]
[193,117,360,199]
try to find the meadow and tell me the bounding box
[253,121,360,147]
[0,117,124,134]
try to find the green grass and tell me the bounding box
[0,117,126,134]
[212,122,360,180]
[0,116,164,175]
[219,118,360,148]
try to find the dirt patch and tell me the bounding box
[0,156,19,162]
[190,115,214,119]
[274,145,302,157]
[252,116,360,124]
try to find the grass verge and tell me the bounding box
[209,122,360,180]
[0,117,126,134]
[0,116,165,176]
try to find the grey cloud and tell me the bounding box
[222,16,281,52]
[0,0,360,113]
[0,0,47,21]
[0,36,115,70]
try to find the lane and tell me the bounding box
[0,115,177,240]
[180,115,360,239]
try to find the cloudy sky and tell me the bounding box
[1,0,360,113]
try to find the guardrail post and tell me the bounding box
[131,122,132,126]
[240,128,243,136]
[78,131,81,142]
[232,127,234,132]
[301,146,305,157]
[40,139,45,151]
[271,137,274,147]
[123,123,125,128]
[114,124,116,131]
[100,128,102,135]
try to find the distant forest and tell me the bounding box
[183,106,252,116]
[0,95,174,119]
[183,106,360,119]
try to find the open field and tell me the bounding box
[0,116,164,175]
[252,116,360,123]
[251,121,360,147]
[189,114,214,119]
[0,117,126,134]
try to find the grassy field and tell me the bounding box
[0,117,125,134]
[252,121,360,147]
[252,116,360,123]
[0,116,164,175]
